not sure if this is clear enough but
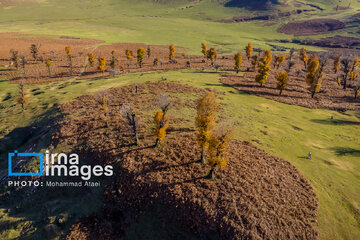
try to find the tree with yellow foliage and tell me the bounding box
[110,50,117,70]
[137,47,145,68]
[206,125,231,179]
[201,42,208,58]
[98,56,106,73]
[245,42,253,60]
[255,50,272,87]
[306,56,326,98]
[300,47,308,69]
[234,53,242,74]
[96,91,109,127]
[169,44,176,63]
[340,56,360,89]
[65,46,73,75]
[88,53,95,67]
[276,71,288,95]
[196,92,218,163]
[45,59,52,77]
[16,82,29,112]
[207,48,218,66]
[65,46,71,55]
[153,95,172,147]
[333,56,341,74]
[274,55,286,69]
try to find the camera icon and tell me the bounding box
[8,150,43,176]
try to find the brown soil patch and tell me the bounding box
[296,35,360,50]
[221,60,360,111]
[278,19,345,36]
[0,32,103,84]
[53,82,318,239]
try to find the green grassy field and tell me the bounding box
[0,70,359,239]
[1,0,360,54]
[1,0,360,239]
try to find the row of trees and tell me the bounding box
[94,89,230,179]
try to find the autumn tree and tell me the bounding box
[276,71,288,95]
[274,55,286,69]
[201,42,208,58]
[125,49,133,69]
[110,50,117,74]
[147,46,151,58]
[98,56,106,73]
[299,47,308,69]
[87,52,94,65]
[245,42,253,60]
[153,57,159,66]
[65,46,73,75]
[206,125,231,179]
[16,82,29,112]
[196,92,218,163]
[169,44,176,63]
[30,44,40,61]
[121,104,139,146]
[153,95,172,147]
[251,54,259,71]
[45,59,52,77]
[340,56,360,89]
[137,47,145,68]
[96,91,109,127]
[234,53,242,74]
[10,49,20,70]
[306,56,326,98]
[207,48,218,66]
[353,80,360,99]
[255,50,272,87]
[333,56,341,74]
[287,60,295,73]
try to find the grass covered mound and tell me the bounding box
[55,81,318,239]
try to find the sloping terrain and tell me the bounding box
[54,81,318,239]
[278,19,345,36]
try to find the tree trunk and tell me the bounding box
[260,82,263,87]
[205,168,215,179]
[343,79,347,89]
[200,150,205,164]
[311,91,315,98]
[279,89,282,95]
[153,139,159,148]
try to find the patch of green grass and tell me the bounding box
[1,70,360,239]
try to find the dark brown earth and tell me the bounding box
[295,35,360,50]
[278,19,345,36]
[54,82,318,240]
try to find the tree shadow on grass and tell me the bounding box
[330,147,360,157]
[311,119,360,125]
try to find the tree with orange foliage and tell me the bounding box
[207,48,218,66]
[299,47,308,69]
[125,49,133,69]
[276,71,288,95]
[98,56,106,73]
[169,44,176,63]
[201,42,208,58]
[137,47,145,68]
[246,42,253,60]
[206,125,231,179]
[255,50,272,86]
[153,95,172,147]
[234,53,242,74]
[196,92,218,163]
[16,82,29,112]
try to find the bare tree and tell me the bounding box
[20,54,27,75]
[121,105,139,146]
